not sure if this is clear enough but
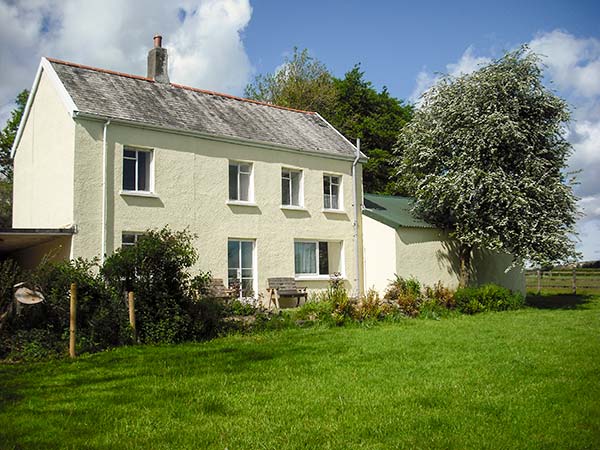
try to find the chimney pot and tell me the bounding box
[153,35,162,48]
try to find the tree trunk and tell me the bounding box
[459,244,472,288]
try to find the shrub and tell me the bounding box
[384,275,422,317]
[454,284,524,314]
[102,227,199,344]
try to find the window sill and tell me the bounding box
[280,205,307,212]
[120,190,159,199]
[295,275,345,282]
[322,208,346,214]
[227,200,258,207]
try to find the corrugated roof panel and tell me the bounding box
[363,194,435,229]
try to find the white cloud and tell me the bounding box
[0,0,253,123]
[529,29,600,97]
[410,46,491,103]
[410,30,600,261]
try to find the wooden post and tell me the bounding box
[572,268,577,295]
[69,282,77,358]
[128,291,137,342]
[536,270,541,295]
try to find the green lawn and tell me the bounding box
[2,295,599,449]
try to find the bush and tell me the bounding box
[454,284,524,314]
[1,258,127,360]
[102,227,199,344]
[384,275,422,317]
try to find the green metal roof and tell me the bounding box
[363,194,435,229]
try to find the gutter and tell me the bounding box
[352,139,362,296]
[101,119,111,263]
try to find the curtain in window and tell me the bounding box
[295,242,316,274]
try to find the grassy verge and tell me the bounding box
[1,294,599,449]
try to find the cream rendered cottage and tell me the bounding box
[10,37,366,298]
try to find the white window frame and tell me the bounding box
[323,174,342,211]
[228,161,254,204]
[122,146,154,194]
[121,231,144,248]
[294,239,344,280]
[281,168,304,208]
[227,238,258,299]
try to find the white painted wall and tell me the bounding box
[363,216,526,295]
[72,118,364,299]
[12,69,75,229]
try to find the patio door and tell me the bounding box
[228,239,255,298]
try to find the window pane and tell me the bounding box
[239,173,250,201]
[122,233,136,246]
[137,151,148,191]
[123,158,136,190]
[229,164,238,200]
[323,176,330,195]
[241,241,253,268]
[282,176,290,205]
[124,149,136,159]
[295,242,316,274]
[291,171,301,206]
[239,164,251,174]
[324,194,331,209]
[241,268,253,278]
[241,278,253,297]
[319,241,329,275]
[228,240,239,269]
[331,182,339,209]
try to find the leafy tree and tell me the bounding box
[0,90,29,228]
[244,47,336,114]
[245,53,412,194]
[330,66,412,194]
[394,47,579,286]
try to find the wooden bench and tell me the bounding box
[208,278,238,300]
[267,277,307,309]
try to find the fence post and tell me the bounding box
[69,282,77,358]
[572,268,577,295]
[536,270,541,295]
[128,291,137,342]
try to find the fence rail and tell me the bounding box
[525,269,600,294]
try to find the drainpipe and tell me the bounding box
[352,139,361,297]
[101,120,111,264]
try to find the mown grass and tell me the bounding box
[1,294,599,449]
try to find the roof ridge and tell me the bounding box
[46,57,316,116]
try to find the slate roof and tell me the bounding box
[48,58,358,159]
[363,194,435,229]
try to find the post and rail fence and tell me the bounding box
[525,268,600,294]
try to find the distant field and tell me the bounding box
[526,268,600,294]
[1,294,599,449]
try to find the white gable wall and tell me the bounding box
[12,69,75,230]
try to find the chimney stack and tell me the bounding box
[147,34,169,83]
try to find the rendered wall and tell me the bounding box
[12,69,75,229]
[362,217,525,295]
[72,119,364,300]
[362,215,397,293]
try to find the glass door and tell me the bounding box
[227,240,255,298]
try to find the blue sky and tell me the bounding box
[244,0,599,100]
[0,0,599,260]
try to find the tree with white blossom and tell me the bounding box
[394,47,580,286]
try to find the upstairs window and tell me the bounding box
[281,169,302,206]
[123,147,152,192]
[229,162,253,202]
[323,175,340,210]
